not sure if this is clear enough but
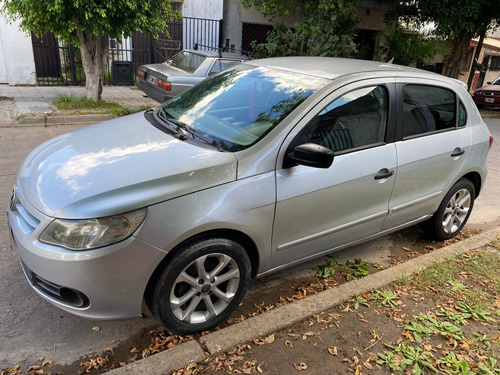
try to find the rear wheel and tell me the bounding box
[146,238,251,334]
[422,179,475,241]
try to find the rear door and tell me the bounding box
[383,79,471,229]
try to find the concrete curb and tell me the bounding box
[108,228,499,375]
[1,114,115,127]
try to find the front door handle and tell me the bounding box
[374,168,394,180]
[451,147,465,157]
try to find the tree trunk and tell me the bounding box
[444,30,474,79]
[466,27,487,91]
[75,22,109,102]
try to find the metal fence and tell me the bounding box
[31,17,222,86]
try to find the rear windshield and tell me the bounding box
[167,51,206,73]
[161,64,330,151]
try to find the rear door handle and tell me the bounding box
[374,168,394,180]
[451,147,465,157]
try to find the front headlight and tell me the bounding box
[39,208,147,250]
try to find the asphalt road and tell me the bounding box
[0,119,499,369]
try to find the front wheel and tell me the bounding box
[146,238,251,334]
[423,179,475,241]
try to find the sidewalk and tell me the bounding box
[0,84,157,126]
[106,228,500,375]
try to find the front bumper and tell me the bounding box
[8,186,167,319]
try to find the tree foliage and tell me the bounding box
[2,0,180,101]
[375,24,450,68]
[240,0,358,58]
[387,0,500,78]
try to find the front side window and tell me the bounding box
[402,85,456,138]
[160,65,330,151]
[298,85,388,153]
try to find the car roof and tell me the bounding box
[183,49,251,60]
[245,56,440,80]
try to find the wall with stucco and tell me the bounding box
[182,0,223,19]
[356,7,387,31]
[0,16,36,85]
[222,0,299,52]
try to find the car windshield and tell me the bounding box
[160,64,330,151]
[167,51,206,73]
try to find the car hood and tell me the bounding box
[18,112,237,219]
[476,84,500,92]
[144,63,189,77]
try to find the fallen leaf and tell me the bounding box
[363,361,373,370]
[42,360,52,366]
[285,340,294,348]
[257,364,263,373]
[254,334,275,345]
[294,362,307,371]
[130,347,139,353]
[341,305,351,313]
[92,326,100,332]
[355,365,363,375]
[328,347,338,356]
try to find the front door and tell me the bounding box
[272,82,397,268]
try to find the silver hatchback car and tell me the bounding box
[8,57,492,334]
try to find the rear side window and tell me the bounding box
[402,85,457,138]
[209,60,241,76]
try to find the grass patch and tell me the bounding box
[52,93,148,116]
[373,248,500,374]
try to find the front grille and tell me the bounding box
[21,261,90,308]
[485,92,500,97]
[9,188,40,233]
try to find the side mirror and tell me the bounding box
[285,143,334,169]
[487,81,492,85]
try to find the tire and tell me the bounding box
[423,179,475,241]
[146,238,251,334]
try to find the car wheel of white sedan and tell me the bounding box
[147,238,251,334]
[424,178,475,241]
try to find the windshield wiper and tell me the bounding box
[153,109,186,139]
[161,109,222,151]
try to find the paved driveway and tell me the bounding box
[0,119,499,368]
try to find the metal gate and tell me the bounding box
[31,17,222,86]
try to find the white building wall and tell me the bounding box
[182,0,223,19]
[0,16,36,85]
[182,0,223,50]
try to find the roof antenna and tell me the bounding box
[387,57,394,64]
